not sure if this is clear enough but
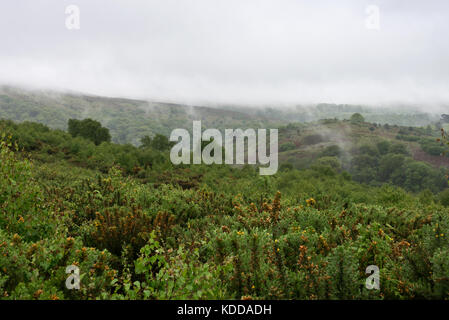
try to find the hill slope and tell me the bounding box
[0,86,442,145]
[0,86,281,145]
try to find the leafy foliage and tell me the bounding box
[68,118,111,145]
[350,113,365,124]
[1,119,449,300]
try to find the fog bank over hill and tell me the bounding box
[0,85,446,147]
[1,1,449,110]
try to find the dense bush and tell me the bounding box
[302,134,325,146]
[68,119,111,146]
[350,140,447,192]
[439,189,449,207]
[1,120,449,300]
[350,113,365,124]
[420,137,447,157]
[279,141,296,152]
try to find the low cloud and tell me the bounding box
[1,0,448,110]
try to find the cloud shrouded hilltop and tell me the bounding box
[0,85,444,146]
[0,0,448,109]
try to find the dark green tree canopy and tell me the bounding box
[140,135,152,149]
[68,118,111,145]
[350,113,365,124]
[140,133,172,151]
[151,134,171,151]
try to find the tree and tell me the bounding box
[140,135,152,149]
[377,141,391,155]
[439,189,449,207]
[302,134,324,145]
[279,142,296,152]
[403,162,435,192]
[151,134,171,151]
[319,145,342,157]
[358,144,379,157]
[390,143,409,155]
[316,156,341,171]
[378,154,405,181]
[68,119,111,145]
[351,154,378,184]
[350,113,365,124]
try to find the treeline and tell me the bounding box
[2,118,449,195]
[1,87,445,147]
[0,119,171,177]
[349,140,448,193]
[279,117,449,194]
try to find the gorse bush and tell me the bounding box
[1,120,449,300]
[0,135,53,242]
[0,138,116,299]
[88,207,153,259]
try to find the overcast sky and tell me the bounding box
[0,0,448,108]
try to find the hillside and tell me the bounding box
[0,86,442,146]
[1,83,448,194]
[0,86,281,145]
[275,118,448,192]
[279,119,449,169]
